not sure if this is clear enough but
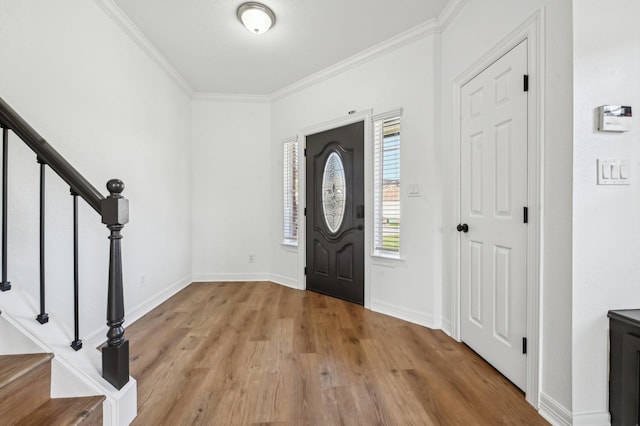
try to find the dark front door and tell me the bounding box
[306,121,364,305]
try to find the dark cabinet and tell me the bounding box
[609,309,640,426]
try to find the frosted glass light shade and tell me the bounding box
[237,2,275,34]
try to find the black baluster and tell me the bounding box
[101,179,129,389]
[36,159,48,324]
[71,190,82,350]
[0,125,10,292]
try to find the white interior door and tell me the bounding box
[459,41,528,390]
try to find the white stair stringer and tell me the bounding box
[0,286,137,426]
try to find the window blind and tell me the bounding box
[373,115,401,256]
[283,139,298,245]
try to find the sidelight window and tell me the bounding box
[373,110,401,257]
[283,139,298,245]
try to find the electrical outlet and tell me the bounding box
[248,253,255,263]
[140,275,146,287]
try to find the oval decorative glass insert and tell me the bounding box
[322,152,346,233]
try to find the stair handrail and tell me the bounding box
[0,97,103,213]
[0,96,129,390]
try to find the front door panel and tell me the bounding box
[306,121,364,305]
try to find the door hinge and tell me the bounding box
[304,148,307,157]
[522,337,528,354]
[304,207,307,216]
[523,75,529,92]
[523,206,528,224]
[304,267,307,275]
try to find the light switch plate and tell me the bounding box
[408,184,421,197]
[597,159,630,185]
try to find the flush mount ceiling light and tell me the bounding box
[237,2,276,34]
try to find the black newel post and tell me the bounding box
[101,179,129,390]
[0,125,10,292]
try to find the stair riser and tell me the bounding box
[0,360,51,424]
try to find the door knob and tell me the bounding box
[457,223,469,233]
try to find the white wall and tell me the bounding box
[270,35,441,326]
[439,0,574,414]
[191,99,271,281]
[573,0,640,420]
[0,0,192,336]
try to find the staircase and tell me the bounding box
[0,96,137,424]
[0,353,104,425]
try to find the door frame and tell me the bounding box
[452,12,543,407]
[296,110,373,309]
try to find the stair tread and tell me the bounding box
[16,396,105,426]
[0,353,53,389]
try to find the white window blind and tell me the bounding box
[283,139,299,245]
[373,112,401,256]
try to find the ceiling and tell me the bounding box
[111,0,450,95]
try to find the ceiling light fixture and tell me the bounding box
[237,2,276,34]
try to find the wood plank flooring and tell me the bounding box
[128,282,548,425]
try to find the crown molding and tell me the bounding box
[270,18,440,101]
[93,0,194,97]
[269,0,468,101]
[436,0,469,32]
[192,92,271,104]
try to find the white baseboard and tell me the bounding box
[539,392,572,426]
[126,274,192,325]
[441,318,452,337]
[268,274,300,289]
[192,273,300,290]
[84,274,192,346]
[539,396,610,426]
[572,411,611,426]
[191,272,270,282]
[370,298,436,329]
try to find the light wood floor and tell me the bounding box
[128,282,548,425]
